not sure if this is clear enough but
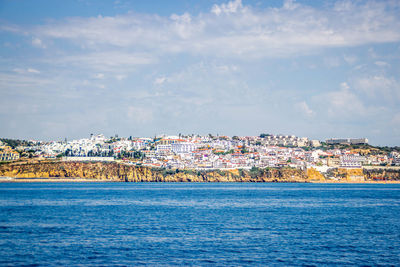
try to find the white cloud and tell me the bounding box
[211,0,243,15]
[333,1,354,12]
[154,76,167,85]
[170,12,191,23]
[340,82,350,90]
[13,68,40,74]
[343,54,357,65]
[170,12,194,39]
[296,101,314,117]
[214,64,239,74]
[353,75,400,102]
[21,0,400,59]
[374,61,390,67]
[326,82,366,116]
[12,68,25,74]
[0,24,22,34]
[48,51,156,72]
[27,68,40,74]
[0,73,50,88]
[144,61,252,108]
[283,0,300,11]
[31,37,46,48]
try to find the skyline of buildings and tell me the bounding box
[2,133,399,172]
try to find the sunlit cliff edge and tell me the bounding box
[1,161,400,183]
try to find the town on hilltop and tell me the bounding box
[1,134,399,174]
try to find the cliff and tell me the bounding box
[327,168,365,182]
[363,168,400,181]
[306,167,326,182]
[0,161,309,182]
[1,161,399,182]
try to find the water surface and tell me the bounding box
[0,183,399,266]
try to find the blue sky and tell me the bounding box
[0,0,400,145]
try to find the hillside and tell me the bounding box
[1,161,399,182]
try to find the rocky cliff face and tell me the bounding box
[327,168,365,182]
[1,161,399,182]
[0,161,310,182]
[363,169,400,181]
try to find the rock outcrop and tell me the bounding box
[1,161,399,182]
[327,168,365,182]
[306,167,326,182]
[0,161,308,182]
[363,168,400,181]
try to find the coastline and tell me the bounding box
[1,161,400,183]
[1,176,400,184]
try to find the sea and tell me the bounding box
[0,182,399,266]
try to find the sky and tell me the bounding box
[0,0,400,145]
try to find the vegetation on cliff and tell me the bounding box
[0,138,36,149]
[320,142,400,156]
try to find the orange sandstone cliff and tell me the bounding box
[1,161,399,182]
[0,161,307,182]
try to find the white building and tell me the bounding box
[310,140,321,147]
[305,151,319,163]
[340,155,365,168]
[171,143,198,154]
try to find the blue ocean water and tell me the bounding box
[0,183,400,266]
